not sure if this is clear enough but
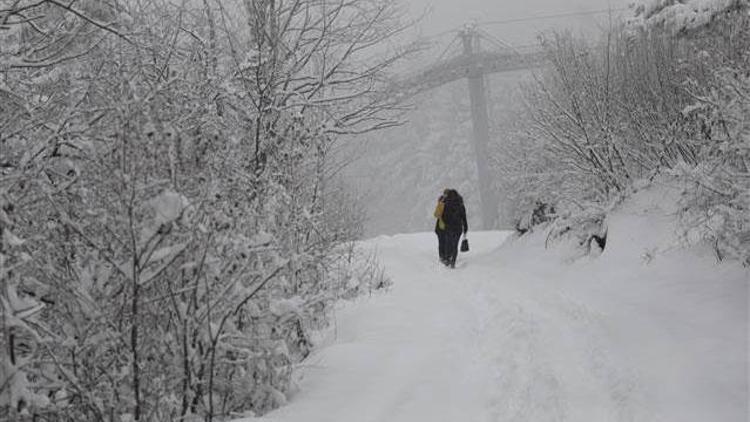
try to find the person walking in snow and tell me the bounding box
[434,189,468,268]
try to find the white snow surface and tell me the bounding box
[236,188,748,422]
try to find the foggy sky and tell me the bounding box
[404,0,632,46]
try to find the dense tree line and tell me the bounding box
[0,0,411,420]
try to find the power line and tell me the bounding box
[479,7,629,26]
[421,7,630,42]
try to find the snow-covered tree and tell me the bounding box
[1,0,408,420]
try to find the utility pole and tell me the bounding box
[460,27,498,230]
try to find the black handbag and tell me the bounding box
[460,237,469,252]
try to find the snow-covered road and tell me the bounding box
[239,215,747,422]
[308,232,653,422]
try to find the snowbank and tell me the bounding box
[497,182,748,421]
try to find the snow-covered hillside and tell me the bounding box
[235,186,748,422]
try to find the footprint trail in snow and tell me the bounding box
[238,230,747,422]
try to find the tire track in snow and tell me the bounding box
[548,294,652,422]
[471,292,568,422]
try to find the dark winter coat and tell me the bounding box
[439,191,468,234]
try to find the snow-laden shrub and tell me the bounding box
[632,3,750,264]
[512,30,660,229]
[540,201,609,260]
[500,3,748,264]
[676,70,750,264]
[0,230,50,414]
[514,201,557,234]
[329,243,392,300]
[0,0,411,420]
[629,0,748,34]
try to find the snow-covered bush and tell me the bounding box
[629,0,748,34]
[543,205,608,257]
[676,69,750,263]
[636,2,750,263]
[498,2,748,263]
[329,244,392,300]
[1,0,412,420]
[498,28,675,236]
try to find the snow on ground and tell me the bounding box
[235,187,748,422]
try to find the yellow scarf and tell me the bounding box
[434,201,446,230]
